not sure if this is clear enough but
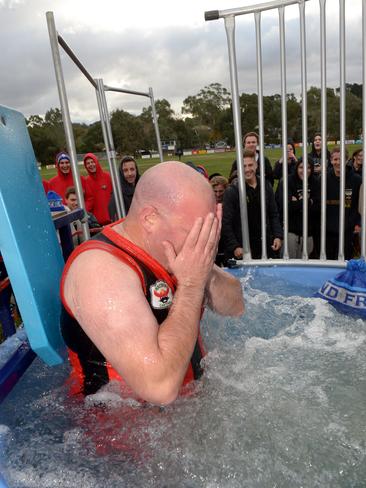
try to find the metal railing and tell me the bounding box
[205,0,366,266]
[46,11,164,221]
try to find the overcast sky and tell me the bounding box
[0,0,363,123]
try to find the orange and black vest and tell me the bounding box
[60,222,205,396]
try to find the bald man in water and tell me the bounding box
[60,162,244,404]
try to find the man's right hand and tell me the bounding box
[234,247,243,259]
[162,213,220,290]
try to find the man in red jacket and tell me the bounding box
[83,152,112,225]
[48,152,86,203]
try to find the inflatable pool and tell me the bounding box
[2,263,366,487]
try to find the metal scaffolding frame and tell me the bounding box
[205,0,366,266]
[46,11,163,222]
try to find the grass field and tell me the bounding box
[40,145,362,180]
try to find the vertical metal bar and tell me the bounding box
[149,87,164,163]
[95,79,126,218]
[46,11,89,241]
[224,15,251,259]
[279,6,289,259]
[319,0,327,260]
[338,0,346,260]
[254,12,267,259]
[299,0,309,259]
[100,87,126,218]
[361,0,366,258]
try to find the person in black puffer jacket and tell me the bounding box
[326,147,361,260]
[276,159,320,258]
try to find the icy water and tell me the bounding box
[1,273,366,487]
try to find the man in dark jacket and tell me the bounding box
[243,131,274,186]
[348,148,363,177]
[222,149,283,260]
[229,132,274,185]
[326,147,361,260]
[109,155,140,220]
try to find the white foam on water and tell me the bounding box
[1,277,366,487]
[4,466,96,488]
[0,425,10,437]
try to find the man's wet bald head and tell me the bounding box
[122,161,217,266]
[129,161,215,216]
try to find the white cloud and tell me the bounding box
[0,0,364,123]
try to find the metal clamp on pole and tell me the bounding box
[204,10,220,21]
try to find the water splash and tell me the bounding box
[1,276,366,487]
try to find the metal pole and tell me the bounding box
[299,0,309,259]
[104,85,150,98]
[57,34,97,89]
[101,84,163,163]
[46,11,89,241]
[99,84,126,217]
[255,12,267,259]
[224,15,251,259]
[338,0,346,260]
[149,87,164,163]
[95,79,125,219]
[205,0,310,21]
[279,6,289,259]
[361,0,366,257]
[319,0,327,260]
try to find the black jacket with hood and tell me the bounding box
[276,161,321,237]
[222,178,283,259]
[108,159,140,220]
[326,166,361,235]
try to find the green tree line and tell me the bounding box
[27,82,363,165]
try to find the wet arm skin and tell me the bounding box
[205,265,245,317]
[205,203,245,316]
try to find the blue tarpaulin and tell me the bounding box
[315,259,366,318]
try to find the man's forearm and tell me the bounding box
[156,283,205,389]
[205,266,244,317]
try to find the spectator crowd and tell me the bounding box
[219,131,362,263]
[44,131,364,263]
